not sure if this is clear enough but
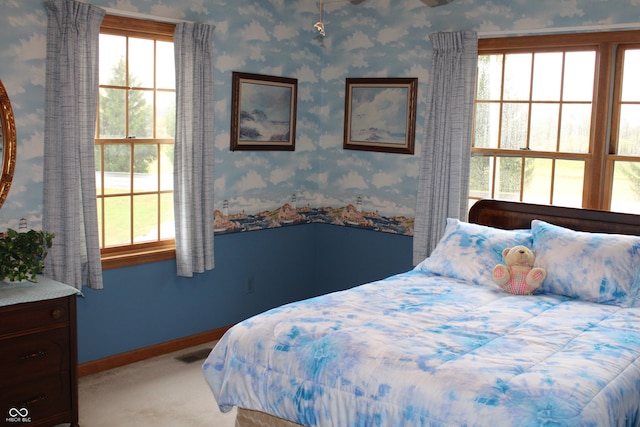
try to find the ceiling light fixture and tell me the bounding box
[420,0,455,6]
[314,0,326,36]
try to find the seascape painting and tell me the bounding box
[350,86,408,144]
[230,72,297,151]
[239,82,292,142]
[343,78,417,154]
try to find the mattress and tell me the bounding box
[203,269,640,426]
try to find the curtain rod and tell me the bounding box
[101,7,194,24]
[478,22,640,38]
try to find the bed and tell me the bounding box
[203,200,640,427]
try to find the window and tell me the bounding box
[470,31,640,214]
[96,16,176,268]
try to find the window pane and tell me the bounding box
[621,49,640,102]
[495,157,522,201]
[133,144,158,193]
[532,52,562,101]
[128,38,154,88]
[99,34,126,86]
[104,196,131,246]
[156,91,176,138]
[133,194,158,243]
[95,145,103,194]
[563,51,595,102]
[469,155,491,199]
[476,55,503,101]
[529,103,559,151]
[99,88,126,138]
[552,159,584,207]
[128,90,153,138]
[97,203,103,247]
[611,161,640,213]
[160,144,174,191]
[473,102,500,148]
[503,53,532,101]
[160,192,175,240]
[559,103,591,153]
[103,144,131,194]
[156,41,175,90]
[618,104,640,155]
[522,158,552,204]
[500,103,529,149]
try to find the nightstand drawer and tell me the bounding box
[0,371,71,424]
[0,283,78,426]
[0,297,69,337]
[0,328,69,381]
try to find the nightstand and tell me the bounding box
[0,277,80,427]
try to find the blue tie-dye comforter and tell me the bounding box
[203,270,640,426]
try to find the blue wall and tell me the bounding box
[313,224,414,294]
[77,224,412,363]
[77,225,312,362]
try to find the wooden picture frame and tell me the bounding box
[230,72,297,151]
[343,77,418,154]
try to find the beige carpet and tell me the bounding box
[76,341,236,426]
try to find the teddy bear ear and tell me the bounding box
[502,247,511,257]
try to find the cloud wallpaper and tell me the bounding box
[1,0,639,235]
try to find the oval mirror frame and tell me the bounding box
[0,80,16,209]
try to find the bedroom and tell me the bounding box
[0,0,639,425]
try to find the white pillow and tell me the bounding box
[416,218,533,287]
[531,220,640,306]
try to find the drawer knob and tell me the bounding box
[20,350,47,360]
[20,394,47,406]
[51,308,63,319]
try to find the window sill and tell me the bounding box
[101,245,176,270]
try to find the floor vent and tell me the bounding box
[175,348,212,364]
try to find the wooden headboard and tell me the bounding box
[468,199,640,236]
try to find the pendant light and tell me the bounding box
[314,0,326,36]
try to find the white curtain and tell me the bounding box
[43,0,105,290]
[413,31,478,265]
[174,23,216,277]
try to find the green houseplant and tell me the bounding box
[0,228,55,283]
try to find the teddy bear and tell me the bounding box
[492,245,546,295]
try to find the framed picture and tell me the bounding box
[343,77,418,154]
[230,72,298,151]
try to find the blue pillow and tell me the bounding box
[416,218,533,288]
[531,220,640,306]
